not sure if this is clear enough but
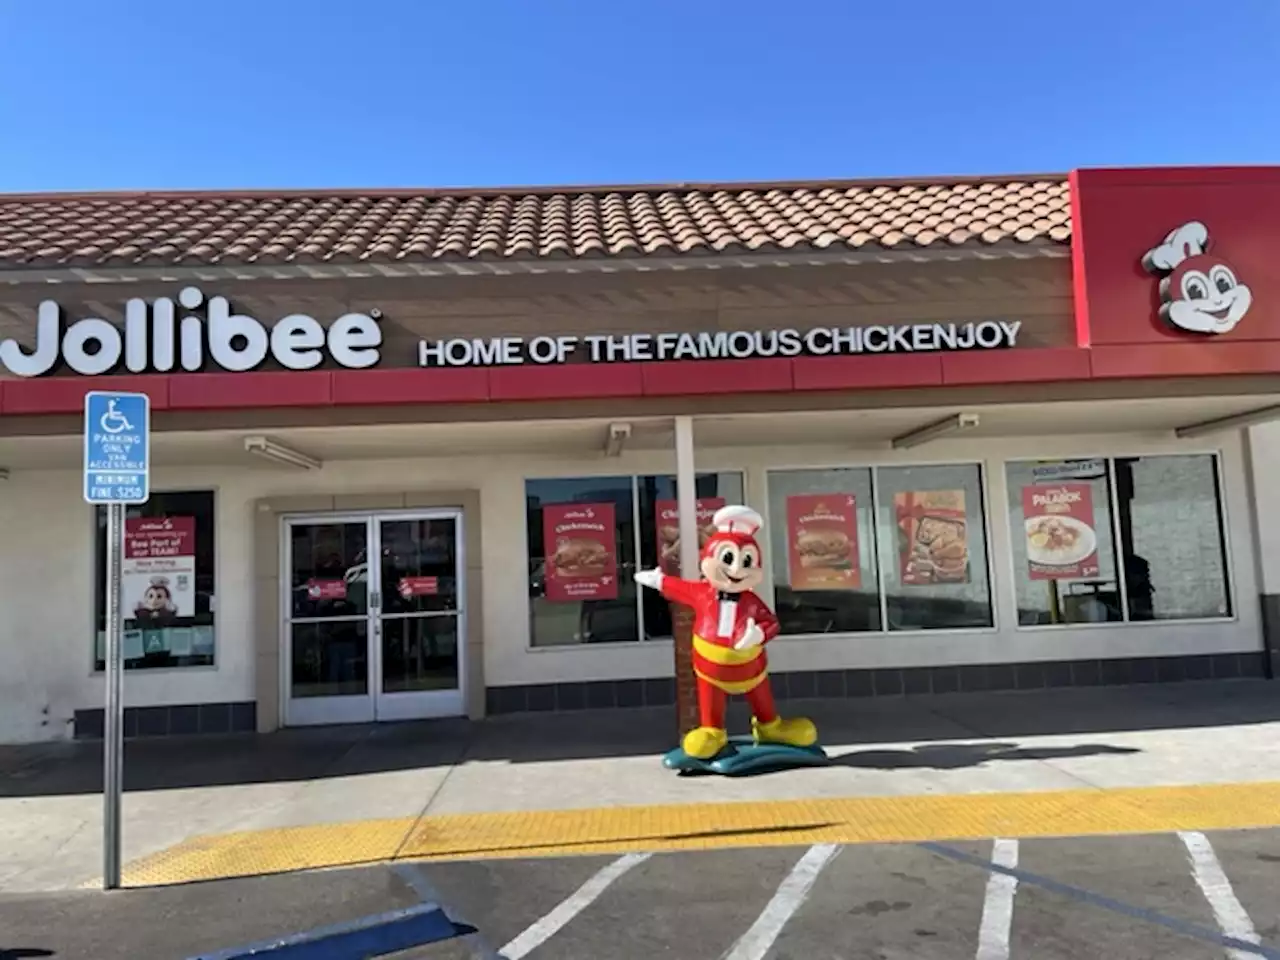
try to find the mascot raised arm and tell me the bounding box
[635,504,827,775]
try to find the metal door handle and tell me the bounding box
[370,590,381,611]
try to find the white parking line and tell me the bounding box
[1178,831,1261,960]
[975,838,1019,960]
[722,843,842,960]
[499,852,651,960]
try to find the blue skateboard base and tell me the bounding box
[662,736,830,777]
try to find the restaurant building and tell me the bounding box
[0,165,1277,744]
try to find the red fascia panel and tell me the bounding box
[168,371,334,410]
[488,364,645,401]
[942,348,1093,385]
[792,353,944,391]
[332,368,490,406]
[1073,165,1280,189]
[2,375,172,415]
[1089,342,1280,379]
[639,358,793,396]
[1067,169,1092,349]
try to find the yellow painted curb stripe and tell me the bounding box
[120,780,1280,888]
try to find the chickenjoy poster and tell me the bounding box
[894,490,970,585]
[785,494,860,590]
[654,497,724,575]
[1023,483,1100,580]
[542,502,618,602]
[123,516,196,624]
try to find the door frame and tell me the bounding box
[279,507,467,727]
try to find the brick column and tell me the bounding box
[672,414,702,738]
[671,601,699,738]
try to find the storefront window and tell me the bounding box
[766,468,880,634]
[1117,454,1232,621]
[93,490,216,671]
[764,463,993,634]
[1006,459,1122,625]
[526,472,743,646]
[1006,455,1231,624]
[876,464,994,631]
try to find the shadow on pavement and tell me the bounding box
[0,950,56,959]
[833,741,1142,770]
[0,679,1274,798]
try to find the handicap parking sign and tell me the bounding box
[83,391,151,504]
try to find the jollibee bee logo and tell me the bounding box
[1142,221,1252,334]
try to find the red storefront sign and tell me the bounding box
[306,579,347,600]
[1070,167,1280,366]
[398,576,439,598]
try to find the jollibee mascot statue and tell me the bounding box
[635,505,829,775]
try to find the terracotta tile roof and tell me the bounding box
[0,175,1071,270]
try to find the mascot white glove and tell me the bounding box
[634,569,663,590]
[734,617,764,650]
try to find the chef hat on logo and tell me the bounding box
[700,504,764,561]
[712,505,762,536]
[1143,221,1209,273]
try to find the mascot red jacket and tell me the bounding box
[635,504,817,760]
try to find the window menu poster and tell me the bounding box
[655,497,725,575]
[124,516,197,625]
[1023,483,1100,580]
[894,490,970,585]
[542,502,618,602]
[785,494,860,590]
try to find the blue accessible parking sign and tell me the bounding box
[83,391,151,504]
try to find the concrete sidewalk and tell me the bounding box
[2,679,1279,892]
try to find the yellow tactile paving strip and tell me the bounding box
[119,781,1280,888]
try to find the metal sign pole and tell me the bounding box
[84,390,150,894]
[103,501,125,890]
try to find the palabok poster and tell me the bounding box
[785,494,860,590]
[655,497,725,575]
[1023,483,1100,580]
[542,502,618,602]
[124,516,196,624]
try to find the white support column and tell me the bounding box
[1244,424,1279,678]
[675,416,699,579]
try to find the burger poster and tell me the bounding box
[123,516,197,624]
[894,490,970,585]
[655,497,725,575]
[542,502,618,602]
[1023,483,1100,580]
[785,494,860,591]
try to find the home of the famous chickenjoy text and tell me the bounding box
[0,165,1277,743]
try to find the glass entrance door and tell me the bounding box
[284,509,465,726]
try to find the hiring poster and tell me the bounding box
[123,516,196,624]
[1023,483,1100,580]
[654,497,725,575]
[542,502,618,602]
[894,490,970,585]
[785,494,860,590]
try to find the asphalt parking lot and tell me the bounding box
[2,827,1277,959]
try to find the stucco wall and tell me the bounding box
[0,426,1262,743]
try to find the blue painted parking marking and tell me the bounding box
[188,901,463,959]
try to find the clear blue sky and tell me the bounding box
[2,0,1278,193]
